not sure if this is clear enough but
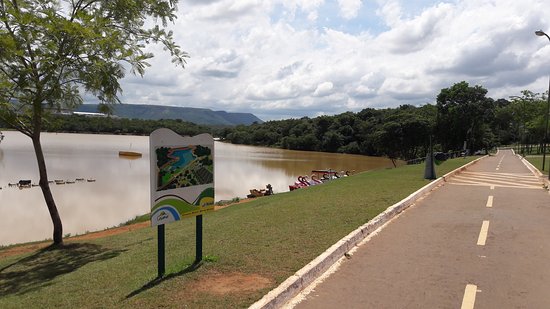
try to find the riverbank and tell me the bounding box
[1,131,395,246]
[0,157,478,308]
[0,198,253,259]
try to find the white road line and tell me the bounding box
[449,179,542,189]
[461,284,478,309]
[462,172,535,178]
[490,185,495,190]
[458,173,541,183]
[449,174,543,189]
[477,221,490,246]
[486,196,493,208]
[452,175,541,185]
[450,183,542,190]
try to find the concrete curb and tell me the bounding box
[249,156,487,309]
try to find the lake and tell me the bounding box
[0,131,394,245]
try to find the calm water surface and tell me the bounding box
[0,131,393,245]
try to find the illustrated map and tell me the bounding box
[155,145,214,192]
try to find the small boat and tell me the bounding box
[55,180,65,185]
[289,169,353,191]
[75,178,85,182]
[87,178,96,182]
[118,151,142,158]
[18,180,32,188]
[289,176,311,191]
[312,169,340,182]
[66,180,76,184]
[18,180,32,187]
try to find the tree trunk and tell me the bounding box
[31,133,63,245]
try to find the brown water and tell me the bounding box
[0,131,394,245]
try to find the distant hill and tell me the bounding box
[76,104,263,126]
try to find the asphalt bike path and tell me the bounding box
[288,149,550,308]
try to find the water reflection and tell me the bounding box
[0,131,393,245]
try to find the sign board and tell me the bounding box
[150,129,214,226]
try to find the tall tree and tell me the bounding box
[435,81,494,152]
[0,0,188,245]
[508,90,547,153]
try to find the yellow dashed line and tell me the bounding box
[477,221,490,246]
[486,196,493,208]
[461,284,478,309]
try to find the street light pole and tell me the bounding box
[535,30,550,177]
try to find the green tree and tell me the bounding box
[0,0,187,245]
[435,81,495,152]
[321,131,344,152]
[509,90,546,154]
[373,121,403,167]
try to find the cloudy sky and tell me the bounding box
[113,0,550,121]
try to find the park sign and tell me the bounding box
[150,129,215,226]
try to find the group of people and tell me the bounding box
[248,184,274,198]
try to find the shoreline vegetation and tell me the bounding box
[5,82,545,165]
[0,156,478,308]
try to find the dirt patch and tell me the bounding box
[0,243,50,259]
[194,271,273,295]
[0,221,150,259]
[0,197,252,260]
[70,221,150,241]
[214,197,254,210]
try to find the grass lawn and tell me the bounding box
[0,157,478,309]
[524,155,549,175]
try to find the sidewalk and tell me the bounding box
[287,149,550,308]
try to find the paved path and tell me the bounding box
[288,149,550,308]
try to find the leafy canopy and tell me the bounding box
[0,0,188,136]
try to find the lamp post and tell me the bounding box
[535,30,550,176]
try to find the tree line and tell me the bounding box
[39,114,213,137]
[3,81,545,164]
[218,81,549,162]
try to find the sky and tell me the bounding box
[109,0,550,121]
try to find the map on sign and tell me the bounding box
[150,129,215,226]
[156,145,213,191]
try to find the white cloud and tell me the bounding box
[112,0,550,121]
[338,0,362,20]
[376,0,402,27]
[313,81,334,97]
[197,49,243,78]
[185,0,263,21]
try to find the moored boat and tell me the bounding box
[289,169,354,191]
[118,151,142,158]
[18,180,32,188]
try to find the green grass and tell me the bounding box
[0,157,478,309]
[524,155,549,175]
